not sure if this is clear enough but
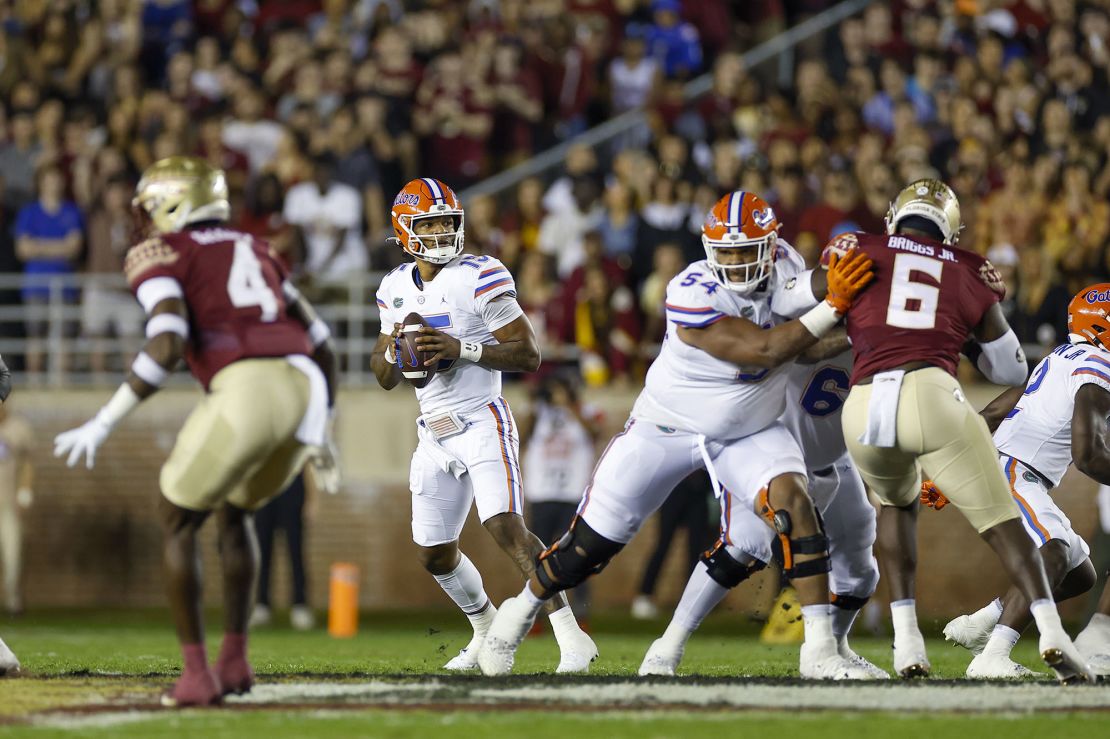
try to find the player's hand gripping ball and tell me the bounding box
[396,312,437,388]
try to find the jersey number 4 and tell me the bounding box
[228,237,279,322]
[886,253,942,330]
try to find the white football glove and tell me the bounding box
[307,438,341,495]
[53,417,113,470]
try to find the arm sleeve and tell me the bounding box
[976,329,1028,386]
[480,294,525,333]
[376,282,394,335]
[772,269,820,319]
[664,279,727,328]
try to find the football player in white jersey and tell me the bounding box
[0,354,15,677]
[370,178,597,673]
[938,284,1110,679]
[476,191,878,679]
[638,245,884,678]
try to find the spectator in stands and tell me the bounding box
[489,39,544,167]
[1044,159,1110,274]
[642,0,703,80]
[795,166,864,257]
[15,166,83,374]
[328,106,386,246]
[283,153,366,284]
[573,264,639,386]
[250,473,315,632]
[0,109,41,210]
[610,27,659,116]
[223,87,284,174]
[0,402,33,616]
[538,175,603,279]
[597,180,639,263]
[413,48,492,188]
[516,250,563,355]
[83,175,143,375]
[196,112,249,194]
[238,173,295,267]
[638,241,684,344]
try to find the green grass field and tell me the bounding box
[1,609,1108,737]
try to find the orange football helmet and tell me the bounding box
[1067,283,1110,349]
[701,190,780,293]
[390,178,465,264]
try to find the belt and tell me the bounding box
[1004,454,1053,490]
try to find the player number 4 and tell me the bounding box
[886,253,942,330]
[227,237,278,322]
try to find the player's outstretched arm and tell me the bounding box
[980,385,1024,433]
[370,329,402,390]
[1072,384,1110,485]
[415,312,541,373]
[796,327,850,364]
[678,250,873,369]
[53,298,187,469]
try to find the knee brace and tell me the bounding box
[830,592,870,611]
[700,540,766,589]
[757,488,831,580]
[534,518,623,596]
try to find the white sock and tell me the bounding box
[891,599,921,643]
[801,604,834,646]
[432,554,490,630]
[982,624,1020,657]
[519,583,546,618]
[659,619,694,651]
[831,604,860,642]
[1029,598,1063,635]
[548,606,582,643]
[975,598,1004,622]
[672,563,729,633]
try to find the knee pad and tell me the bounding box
[757,488,831,580]
[535,518,623,596]
[830,592,870,611]
[700,540,766,589]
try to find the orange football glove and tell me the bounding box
[920,480,949,510]
[825,249,875,314]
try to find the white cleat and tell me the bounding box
[965,652,1037,679]
[638,638,683,676]
[444,605,496,671]
[1074,627,1110,678]
[248,604,272,629]
[1039,629,1095,684]
[799,640,877,680]
[0,637,19,676]
[1083,652,1110,679]
[290,605,316,631]
[477,597,536,676]
[893,632,931,679]
[943,613,993,656]
[630,596,659,620]
[555,629,598,674]
[838,641,889,680]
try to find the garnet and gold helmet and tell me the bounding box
[1068,283,1110,349]
[884,178,962,245]
[132,156,230,234]
[390,178,465,264]
[701,190,779,294]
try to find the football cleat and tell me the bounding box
[638,638,683,677]
[1083,652,1110,679]
[893,632,931,679]
[290,605,315,632]
[1039,629,1095,684]
[838,640,889,680]
[1074,619,1110,676]
[631,596,659,620]
[555,627,598,674]
[161,667,223,707]
[444,603,497,671]
[248,604,272,629]
[799,640,878,680]
[0,637,20,676]
[965,652,1036,680]
[215,656,255,697]
[477,597,536,676]
[943,613,994,656]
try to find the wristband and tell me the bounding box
[460,341,483,363]
[308,318,331,347]
[145,313,190,339]
[799,301,840,338]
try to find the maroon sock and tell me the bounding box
[181,643,208,673]
[218,632,248,664]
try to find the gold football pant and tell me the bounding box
[841,367,1019,533]
[161,358,311,512]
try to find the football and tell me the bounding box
[397,312,436,388]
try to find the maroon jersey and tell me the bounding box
[839,232,1001,386]
[123,226,312,390]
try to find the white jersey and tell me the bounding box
[993,342,1110,487]
[782,350,853,471]
[523,402,600,504]
[377,255,522,416]
[631,244,813,440]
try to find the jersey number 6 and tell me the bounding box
[886,253,943,330]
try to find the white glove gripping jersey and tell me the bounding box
[993,342,1110,487]
[377,255,523,416]
[782,350,853,472]
[631,243,809,440]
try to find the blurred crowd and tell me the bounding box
[0,0,1107,384]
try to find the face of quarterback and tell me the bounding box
[412,214,459,251]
